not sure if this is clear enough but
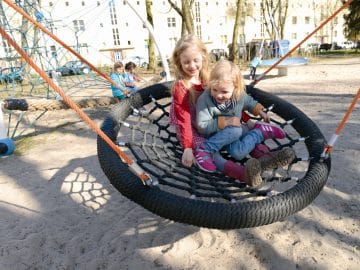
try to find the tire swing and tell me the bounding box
[97,81,331,229]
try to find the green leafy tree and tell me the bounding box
[343,0,360,42]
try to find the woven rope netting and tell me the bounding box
[97,82,330,229]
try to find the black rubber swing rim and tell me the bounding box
[97,82,331,229]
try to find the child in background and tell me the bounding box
[110,62,128,100]
[169,34,263,186]
[195,60,295,176]
[123,61,141,93]
[249,52,262,80]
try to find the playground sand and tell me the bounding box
[0,57,359,269]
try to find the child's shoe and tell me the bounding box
[254,121,286,140]
[259,148,296,170]
[194,146,217,172]
[223,159,262,187]
[250,144,296,170]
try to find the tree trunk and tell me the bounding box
[229,0,242,64]
[146,0,156,71]
[182,0,194,34]
[168,0,194,34]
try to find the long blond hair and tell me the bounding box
[171,34,209,103]
[208,60,246,101]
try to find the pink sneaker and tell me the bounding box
[194,146,217,172]
[254,122,285,140]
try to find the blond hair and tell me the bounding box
[114,61,123,69]
[208,60,246,101]
[171,34,209,102]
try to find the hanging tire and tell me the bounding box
[97,82,331,229]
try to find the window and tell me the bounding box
[292,16,297,24]
[195,2,201,23]
[81,1,85,6]
[65,2,69,6]
[114,50,122,62]
[291,33,297,39]
[112,28,120,45]
[49,2,53,6]
[260,14,265,37]
[167,17,176,27]
[305,16,310,24]
[220,35,228,46]
[73,20,85,32]
[169,37,177,48]
[196,25,202,40]
[48,21,55,32]
[109,1,118,25]
[49,45,57,57]
[2,40,12,53]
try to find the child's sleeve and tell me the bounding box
[241,111,251,123]
[243,94,264,116]
[172,83,193,149]
[196,92,218,134]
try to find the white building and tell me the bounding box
[0,0,350,67]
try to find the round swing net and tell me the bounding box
[4,0,357,229]
[97,82,331,229]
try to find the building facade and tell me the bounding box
[0,0,350,67]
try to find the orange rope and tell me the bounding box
[251,0,353,86]
[335,88,360,135]
[0,26,150,184]
[3,0,128,96]
[323,88,360,156]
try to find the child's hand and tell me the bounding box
[225,117,241,127]
[259,111,270,122]
[182,148,194,167]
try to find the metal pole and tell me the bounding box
[124,0,171,81]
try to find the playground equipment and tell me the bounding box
[1,0,357,229]
[0,102,15,156]
[258,39,308,76]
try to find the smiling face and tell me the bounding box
[179,45,203,81]
[208,60,245,103]
[210,81,234,104]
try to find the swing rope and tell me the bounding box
[0,25,153,186]
[322,88,360,157]
[251,0,354,85]
[249,0,356,160]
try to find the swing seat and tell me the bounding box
[97,82,330,229]
[260,57,308,67]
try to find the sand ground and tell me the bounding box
[0,56,359,270]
